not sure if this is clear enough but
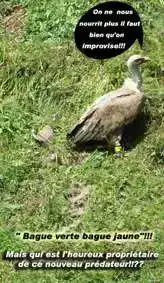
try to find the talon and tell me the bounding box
[114,152,123,158]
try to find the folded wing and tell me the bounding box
[68,87,144,144]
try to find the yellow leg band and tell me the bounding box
[114,146,122,153]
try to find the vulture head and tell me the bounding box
[124,54,150,90]
[127,54,150,67]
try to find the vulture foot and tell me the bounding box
[114,144,124,159]
[114,148,129,159]
[114,152,123,158]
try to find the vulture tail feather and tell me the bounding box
[67,109,97,143]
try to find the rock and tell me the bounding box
[32,125,53,144]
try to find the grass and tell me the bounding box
[0,0,164,282]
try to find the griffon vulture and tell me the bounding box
[67,55,150,156]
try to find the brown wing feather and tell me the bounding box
[67,108,97,139]
[68,87,144,144]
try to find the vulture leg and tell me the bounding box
[107,129,124,158]
[114,141,123,158]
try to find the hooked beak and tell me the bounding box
[143,56,150,63]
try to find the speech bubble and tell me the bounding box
[74,1,143,59]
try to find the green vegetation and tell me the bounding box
[0,0,164,282]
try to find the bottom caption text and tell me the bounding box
[3,250,159,270]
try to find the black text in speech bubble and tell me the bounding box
[74,1,143,59]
